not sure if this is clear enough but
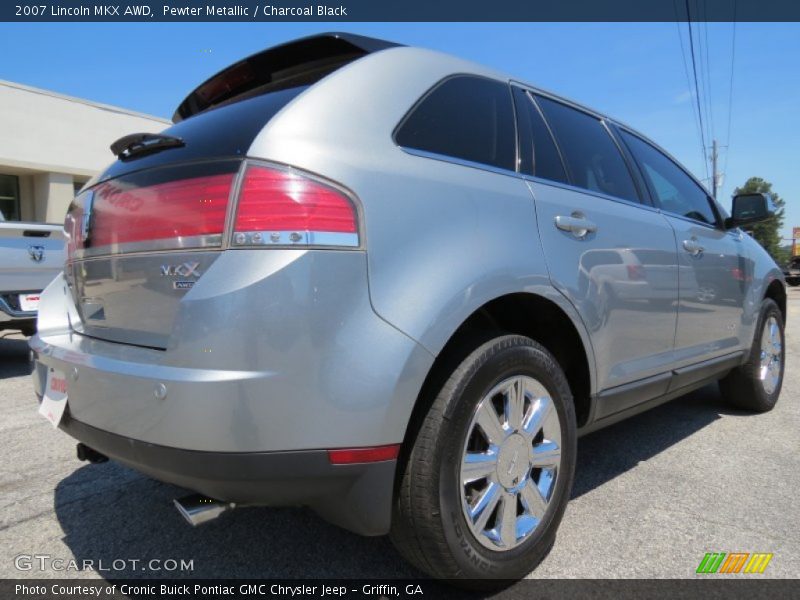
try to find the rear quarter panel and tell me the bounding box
[247,47,597,392]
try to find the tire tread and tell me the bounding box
[719,298,784,412]
[390,334,575,581]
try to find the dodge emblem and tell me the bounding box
[28,245,45,263]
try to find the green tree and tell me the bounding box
[734,177,786,263]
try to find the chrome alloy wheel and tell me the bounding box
[459,375,562,551]
[759,316,782,395]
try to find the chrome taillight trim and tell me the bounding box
[231,230,359,248]
[70,234,223,260]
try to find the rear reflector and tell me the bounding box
[327,444,400,465]
[233,164,359,248]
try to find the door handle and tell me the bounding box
[682,238,704,256]
[555,214,597,239]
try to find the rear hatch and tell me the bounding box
[65,33,384,349]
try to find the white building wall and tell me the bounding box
[0,80,170,224]
[0,80,170,177]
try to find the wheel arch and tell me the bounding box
[396,291,596,494]
[764,278,786,323]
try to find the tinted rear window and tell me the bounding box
[396,76,516,171]
[97,86,308,183]
[536,95,639,203]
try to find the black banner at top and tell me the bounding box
[3,0,800,22]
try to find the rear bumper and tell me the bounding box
[30,252,434,536]
[0,293,36,324]
[31,252,433,453]
[58,413,395,536]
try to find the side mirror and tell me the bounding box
[725,192,776,229]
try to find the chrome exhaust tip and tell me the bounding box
[173,494,236,526]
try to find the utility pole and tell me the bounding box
[710,139,719,200]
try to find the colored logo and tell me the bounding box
[696,552,773,574]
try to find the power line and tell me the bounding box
[685,0,710,180]
[675,22,704,149]
[673,0,707,180]
[723,6,737,180]
[701,7,715,145]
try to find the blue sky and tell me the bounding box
[1,22,797,238]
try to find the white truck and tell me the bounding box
[0,214,64,335]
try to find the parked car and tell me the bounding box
[0,214,64,335]
[30,33,786,584]
[783,256,800,286]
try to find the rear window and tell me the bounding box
[512,87,568,183]
[395,75,516,171]
[536,95,640,203]
[173,33,398,121]
[97,86,308,183]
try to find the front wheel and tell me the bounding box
[719,298,785,412]
[390,335,576,584]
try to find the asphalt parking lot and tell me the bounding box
[1,293,798,582]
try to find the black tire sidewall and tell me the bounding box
[748,299,785,407]
[436,339,576,578]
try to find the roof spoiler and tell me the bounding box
[172,32,402,123]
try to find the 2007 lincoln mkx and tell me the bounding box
[31,33,785,583]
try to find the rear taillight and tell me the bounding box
[65,171,235,261]
[626,264,646,281]
[232,164,359,248]
[90,173,234,248]
[64,161,360,261]
[731,267,747,281]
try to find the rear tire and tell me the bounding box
[390,335,576,585]
[719,298,784,412]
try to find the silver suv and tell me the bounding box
[32,33,785,582]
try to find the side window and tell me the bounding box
[0,174,21,221]
[511,87,568,183]
[395,76,516,171]
[535,95,640,203]
[620,131,717,225]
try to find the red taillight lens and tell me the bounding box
[233,164,359,247]
[90,173,234,248]
[65,172,235,261]
[64,161,360,261]
[327,444,401,465]
[626,264,646,281]
[731,267,746,281]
